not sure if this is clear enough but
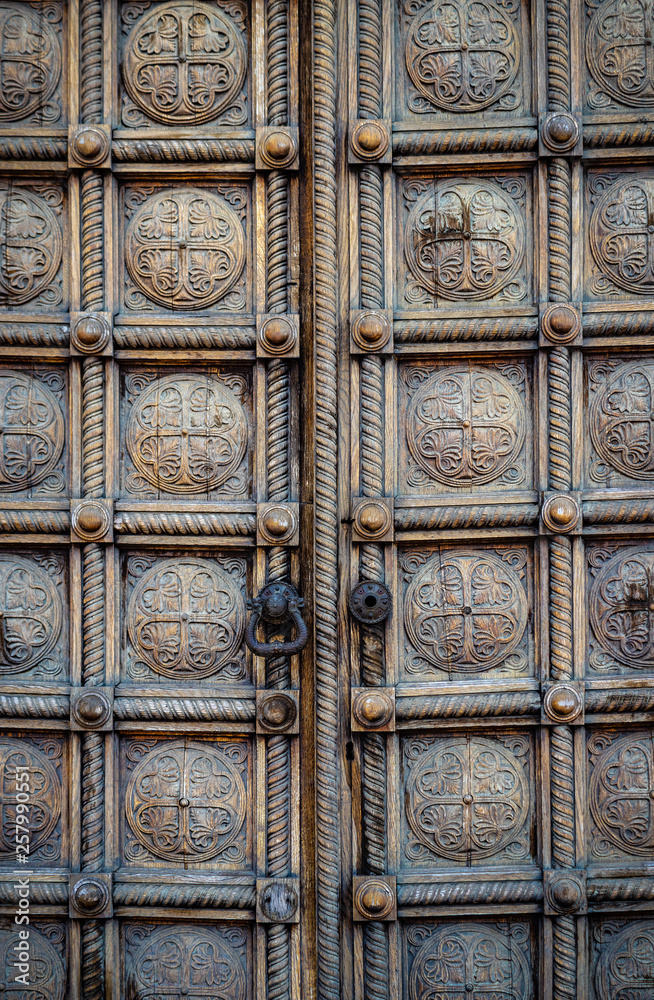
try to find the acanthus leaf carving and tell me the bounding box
[122,1,247,126]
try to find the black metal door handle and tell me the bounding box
[246,583,308,657]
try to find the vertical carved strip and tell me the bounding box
[82,359,104,497]
[551,726,575,868]
[363,923,389,1000]
[358,0,382,119]
[314,0,340,989]
[553,915,576,1000]
[359,168,383,309]
[81,171,104,312]
[267,0,289,125]
[549,348,571,491]
[361,356,383,496]
[362,733,386,874]
[267,173,289,313]
[548,160,571,303]
[549,536,572,681]
[547,0,571,111]
[80,0,102,124]
[81,732,104,868]
[81,921,104,1000]
[82,543,105,684]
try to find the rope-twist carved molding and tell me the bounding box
[80,0,102,125]
[362,733,386,875]
[550,536,573,681]
[82,359,104,498]
[114,511,255,536]
[395,505,538,530]
[267,174,289,313]
[549,348,572,491]
[267,0,289,126]
[314,0,340,988]
[547,0,571,110]
[0,881,68,903]
[363,922,388,1000]
[583,498,654,524]
[397,880,543,906]
[81,172,104,312]
[396,691,540,721]
[549,160,572,303]
[395,316,537,343]
[0,510,69,532]
[393,129,537,155]
[113,882,256,908]
[81,732,104,871]
[0,137,67,160]
[113,326,256,349]
[553,915,576,1000]
[0,694,69,718]
[83,543,104,685]
[112,138,255,162]
[550,726,575,869]
[360,168,383,310]
[358,0,382,118]
[114,697,255,722]
[81,920,104,1000]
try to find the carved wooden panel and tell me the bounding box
[402,733,535,867]
[586,541,654,675]
[0,181,66,311]
[400,544,534,679]
[585,356,654,488]
[123,551,249,683]
[0,3,65,126]
[591,919,654,1000]
[119,0,250,129]
[120,736,252,868]
[0,918,67,1000]
[396,172,532,309]
[120,181,252,315]
[120,367,252,499]
[0,367,67,497]
[395,0,532,121]
[403,921,535,1000]
[398,360,532,494]
[588,729,654,861]
[0,550,67,681]
[123,922,251,1000]
[0,733,66,866]
[585,171,654,300]
[584,0,654,113]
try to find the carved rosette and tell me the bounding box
[122,1,247,126]
[124,188,246,310]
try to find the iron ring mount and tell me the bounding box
[246,582,309,657]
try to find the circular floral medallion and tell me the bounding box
[124,188,245,310]
[122,1,246,125]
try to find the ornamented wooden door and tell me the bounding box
[334,0,654,997]
[0,2,305,999]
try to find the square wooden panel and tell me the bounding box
[0,4,66,128]
[397,358,533,496]
[394,0,533,123]
[398,542,535,681]
[400,732,535,870]
[122,920,253,999]
[584,168,654,302]
[590,917,654,1000]
[0,365,69,499]
[119,180,253,317]
[119,735,253,870]
[395,171,533,311]
[0,179,68,315]
[0,548,68,683]
[118,0,251,130]
[587,728,654,864]
[0,917,68,999]
[119,365,253,501]
[585,353,654,489]
[0,732,68,868]
[582,0,651,116]
[402,919,535,998]
[121,549,251,686]
[586,540,654,678]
